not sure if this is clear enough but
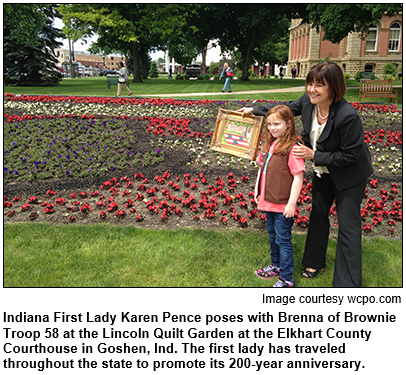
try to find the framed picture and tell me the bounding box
[210,108,265,160]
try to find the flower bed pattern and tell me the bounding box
[4,94,402,238]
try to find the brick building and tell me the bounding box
[54,48,125,70]
[288,13,402,78]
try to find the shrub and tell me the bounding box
[198,74,210,81]
[148,61,159,78]
[383,62,397,77]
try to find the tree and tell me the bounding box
[188,4,309,81]
[156,4,201,69]
[58,4,94,78]
[149,61,159,78]
[307,4,402,43]
[4,4,63,86]
[59,4,158,83]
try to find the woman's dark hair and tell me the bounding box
[306,62,346,102]
[118,61,124,68]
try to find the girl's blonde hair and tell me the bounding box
[262,105,301,155]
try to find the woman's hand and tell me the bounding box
[293,144,314,160]
[236,107,254,118]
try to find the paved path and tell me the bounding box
[137,85,367,98]
[138,86,307,98]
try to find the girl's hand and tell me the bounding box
[254,195,260,205]
[283,203,296,218]
[292,144,314,160]
[237,107,254,118]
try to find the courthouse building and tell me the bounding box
[288,13,402,78]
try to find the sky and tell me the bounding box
[53,18,224,63]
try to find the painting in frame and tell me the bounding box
[210,108,265,161]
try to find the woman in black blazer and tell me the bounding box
[240,62,373,287]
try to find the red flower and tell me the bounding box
[107,201,119,212]
[369,179,378,188]
[55,197,66,206]
[239,217,248,227]
[296,215,309,228]
[46,189,56,197]
[220,217,228,225]
[116,209,126,218]
[44,204,54,214]
[21,203,31,212]
[96,201,106,208]
[28,196,39,204]
[80,202,92,214]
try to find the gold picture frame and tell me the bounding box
[210,108,265,160]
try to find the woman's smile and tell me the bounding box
[307,81,331,107]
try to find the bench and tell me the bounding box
[359,79,398,104]
[106,76,130,89]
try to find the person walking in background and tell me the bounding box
[239,62,373,287]
[253,105,305,288]
[116,61,132,96]
[291,67,297,79]
[168,66,172,79]
[219,63,233,93]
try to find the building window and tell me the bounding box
[389,23,401,51]
[366,25,378,51]
[365,64,374,72]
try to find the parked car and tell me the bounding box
[185,64,201,79]
[91,67,100,77]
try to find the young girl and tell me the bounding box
[254,105,305,287]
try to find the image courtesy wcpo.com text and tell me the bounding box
[0,289,404,374]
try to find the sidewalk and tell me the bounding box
[139,85,368,98]
[139,86,307,98]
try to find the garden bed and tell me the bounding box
[4,94,402,238]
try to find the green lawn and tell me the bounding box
[5,76,402,107]
[4,223,402,287]
[4,75,305,96]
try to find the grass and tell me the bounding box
[4,223,402,287]
[5,75,402,107]
[4,75,305,96]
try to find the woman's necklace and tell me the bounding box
[317,104,329,120]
